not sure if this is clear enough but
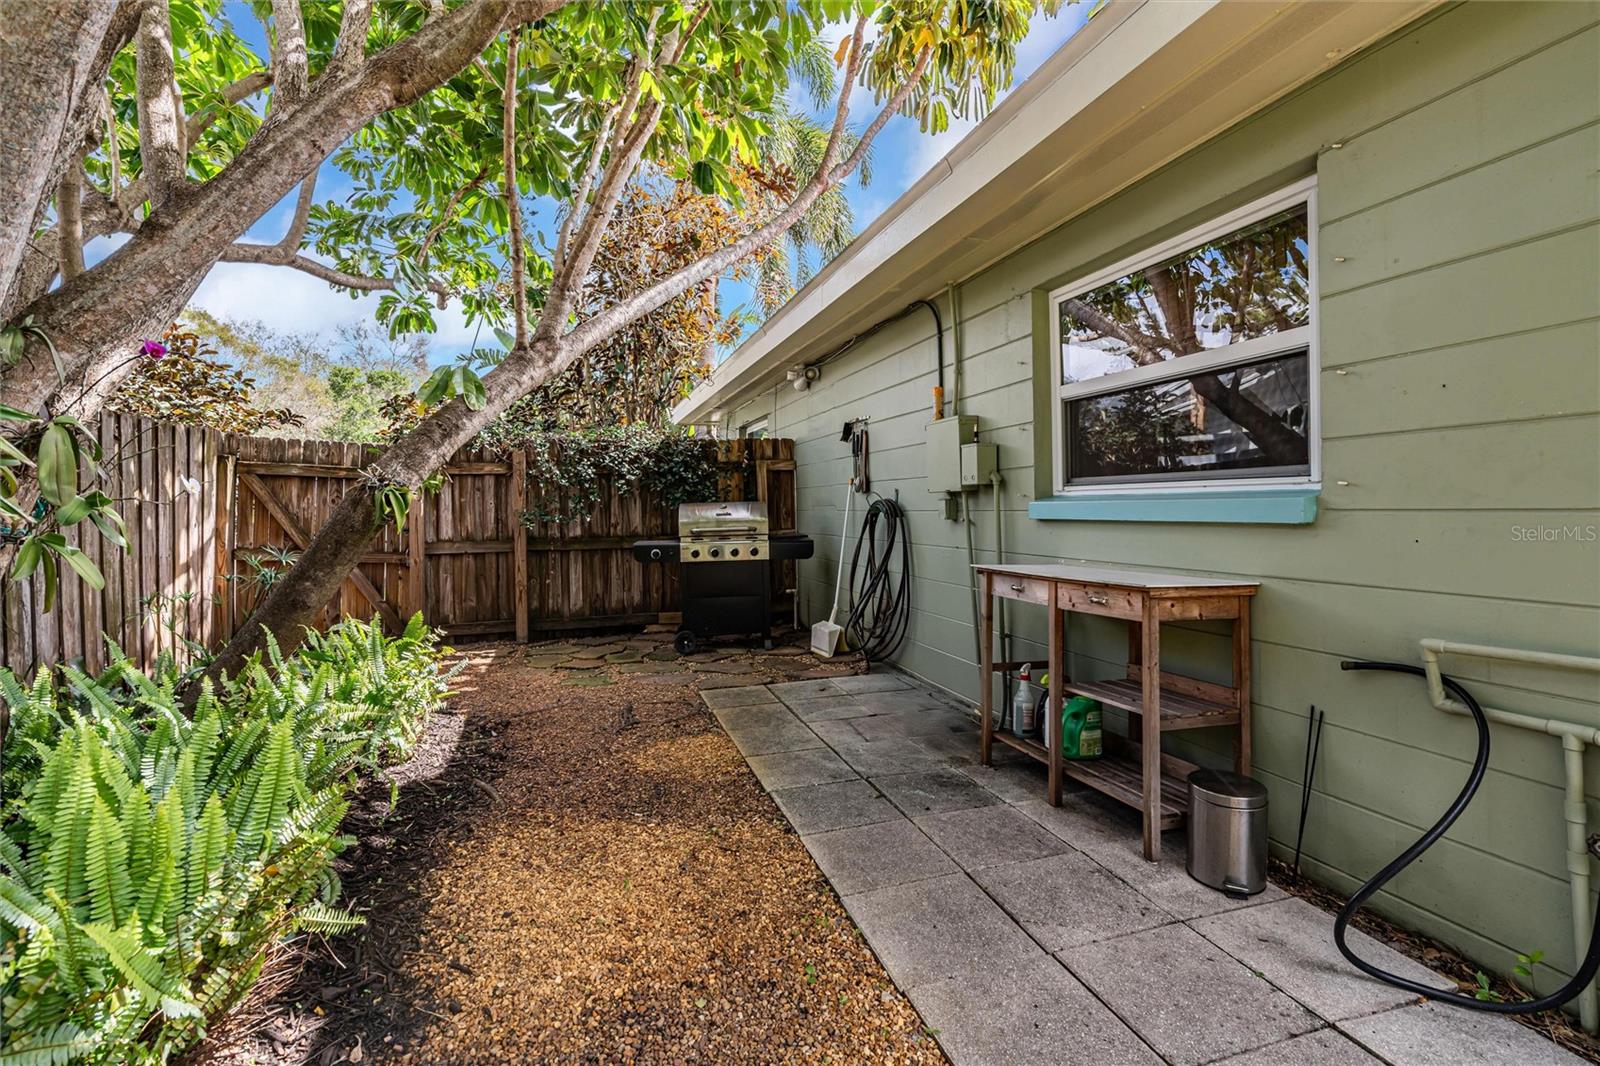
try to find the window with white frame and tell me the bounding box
[740,416,770,439]
[1050,180,1317,492]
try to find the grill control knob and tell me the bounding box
[709,548,721,559]
[649,548,662,560]
[729,548,740,558]
[689,549,701,559]
[750,547,760,557]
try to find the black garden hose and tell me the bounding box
[1338,659,1600,1013]
[844,496,911,665]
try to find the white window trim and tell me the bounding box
[1048,176,1321,496]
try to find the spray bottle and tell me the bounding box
[1011,664,1039,738]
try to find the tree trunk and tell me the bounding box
[1,0,551,424]
[0,0,133,312]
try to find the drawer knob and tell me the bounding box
[1010,583,1026,592]
[1088,594,1108,605]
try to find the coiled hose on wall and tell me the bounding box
[1338,659,1600,1012]
[844,496,911,665]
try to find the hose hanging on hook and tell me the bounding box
[844,495,910,664]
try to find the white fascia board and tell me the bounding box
[674,0,1436,425]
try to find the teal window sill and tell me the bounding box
[1028,485,1319,525]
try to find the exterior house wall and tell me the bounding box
[725,1,1600,992]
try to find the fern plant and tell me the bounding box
[0,612,450,1065]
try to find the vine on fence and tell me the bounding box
[505,425,739,526]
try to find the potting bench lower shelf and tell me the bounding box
[975,562,1260,861]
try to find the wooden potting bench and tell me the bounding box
[974,563,1260,862]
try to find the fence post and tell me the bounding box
[511,449,529,643]
[409,486,427,621]
[213,444,237,646]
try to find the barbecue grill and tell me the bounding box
[632,502,814,654]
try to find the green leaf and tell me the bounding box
[36,422,78,506]
[11,538,43,580]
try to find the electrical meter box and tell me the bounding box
[961,442,998,487]
[926,415,978,493]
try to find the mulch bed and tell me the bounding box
[1268,857,1600,1063]
[203,628,947,1066]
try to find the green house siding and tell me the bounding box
[726,0,1600,993]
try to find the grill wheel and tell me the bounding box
[673,629,700,655]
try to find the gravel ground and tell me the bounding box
[206,629,947,1066]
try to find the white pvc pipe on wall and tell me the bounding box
[1418,638,1600,1032]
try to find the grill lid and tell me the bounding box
[679,501,769,541]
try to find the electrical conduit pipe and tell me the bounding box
[1418,638,1600,1032]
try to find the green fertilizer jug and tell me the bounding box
[1061,695,1103,760]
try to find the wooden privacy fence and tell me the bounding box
[1,414,225,677]
[222,433,797,640]
[0,414,796,676]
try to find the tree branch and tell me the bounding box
[327,0,374,79]
[551,107,616,277]
[564,42,931,359]
[418,166,489,264]
[134,0,187,213]
[57,164,85,281]
[502,27,528,347]
[269,0,310,107]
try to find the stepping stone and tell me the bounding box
[1192,897,1451,1022]
[1210,1029,1383,1065]
[1064,923,1320,1066]
[559,658,605,670]
[871,768,1000,817]
[784,695,874,722]
[604,649,646,664]
[1338,1000,1588,1066]
[561,674,614,687]
[529,642,584,656]
[584,643,628,656]
[698,676,766,690]
[524,654,568,669]
[644,649,680,662]
[832,673,912,694]
[913,804,1068,872]
[745,747,858,792]
[908,953,1160,1066]
[691,661,756,675]
[634,673,695,686]
[701,686,780,711]
[802,821,958,897]
[840,872,1041,988]
[972,851,1172,951]
[769,679,844,704]
[717,706,823,758]
[770,779,900,835]
[617,661,681,674]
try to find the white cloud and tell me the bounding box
[189,258,482,363]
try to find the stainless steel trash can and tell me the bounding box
[1186,769,1268,897]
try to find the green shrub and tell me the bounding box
[0,614,451,1065]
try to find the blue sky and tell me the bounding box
[150,4,1089,368]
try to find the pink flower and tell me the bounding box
[140,339,168,359]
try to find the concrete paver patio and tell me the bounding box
[703,673,1588,1066]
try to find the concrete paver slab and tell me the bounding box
[770,779,901,835]
[769,679,845,704]
[802,819,958,896]
[853,689,957,716]
[913,804,1069,872]
[783,695,876,722]
[745,747,858,792]
[850,707,975,742]
[972,850,1174,951]
[832,673,912,694]
[1194,897,1452,1021]
[1065,923,1320,1066]
[717,706,826,757]
[907,952,1162,1066]
[700,685,780,710]
[1338,1000,1590,1066]
[830,736,950,777]
[871,768,1001,816]
[1210,1028,1384,1065]
[841,873,1043,990]
[958,757,1052,805]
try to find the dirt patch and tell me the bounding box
[206,631,945,1065]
